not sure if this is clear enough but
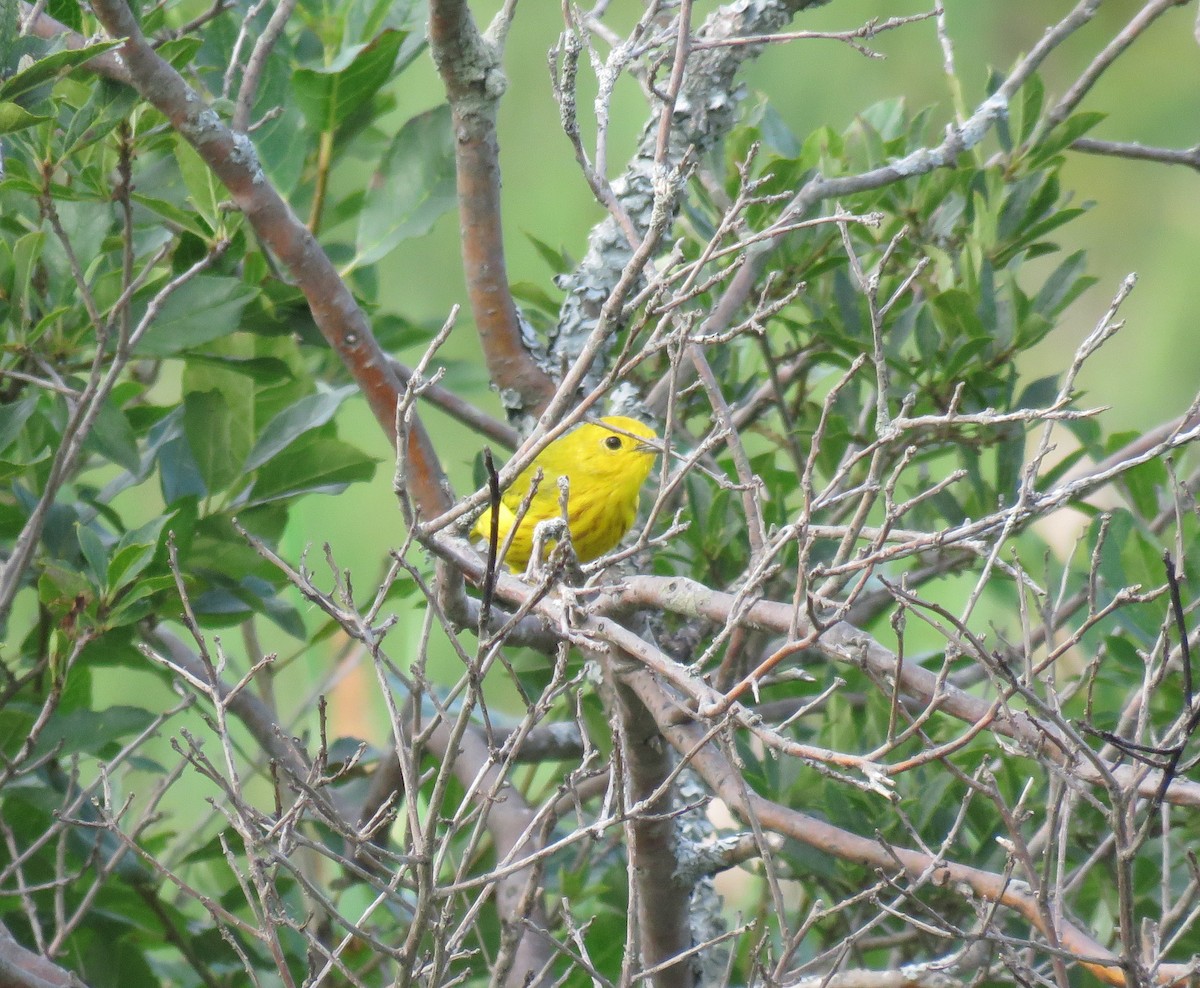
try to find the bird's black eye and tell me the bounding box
[604,435,622,451]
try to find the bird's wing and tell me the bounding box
[500,460,569,516]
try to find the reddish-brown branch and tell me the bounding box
[86,0,451,519]
[429,0,556,413]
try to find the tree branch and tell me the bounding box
[1071,137,1200,172]
[647,0,1106,415]
[0,919,90,988]
[428,0,556,414]
[553,0,833,394]
[610,674,693,985]
[601,574,1200,808]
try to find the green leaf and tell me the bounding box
[0,394,38,453]
[107,516,171,590]
[371,313,432,351]
[156,36,204,71]
[85,399,141,474]
[943,337,989,378]
[183,390,240,494]
[292,28,406,133]
[993,107,1012,153]
[243,383,357,471]
[353,103,455,268]
[59,79,140,155]
[525,233,575,275]
[48,0,83,31]
[106,574,177,626]
[1032,250,1092,319]
[33,706,158,760]
[178,352,295,384]
[9,230,47,322]
[1093,510,1132,599]
[133,276,256,357]
[931,289,985,341]
[248,435,378,505]
[1037,445,1088,489]
[1120,455,1168,523]
[996,173,1048,242]
[994,424,1024,500]
[0,41,125,101]
[1016,375,1061,411]
[1013,312,1053,349]
[173,140,224,231]
[0,100,50,134]
[159,436,207,503]
[756,100,802,157]
[1016,74,1044,146]
[976,258,996,337]
[858,97,906,143]
[129,192,212,239]
[76,524,109,588]
[510,281,562,319]
[996,209,1088,269]
[40,200,110,294]
[194,574,306,638]
[813,122,848,168]
[1032,111,1106,165]
[0,446,52,482]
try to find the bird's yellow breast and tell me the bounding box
[471,416,658,569]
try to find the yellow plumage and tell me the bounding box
[472,416,659,569]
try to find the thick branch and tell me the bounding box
[0,920,90,988]
[611,676,693,986]
[428,0,556,413]
[553,0,832,388]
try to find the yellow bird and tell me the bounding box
[472,416,659,569]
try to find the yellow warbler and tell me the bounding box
[472,416,659,569]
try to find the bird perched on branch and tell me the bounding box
[472,416,659,570]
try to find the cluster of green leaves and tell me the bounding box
[586,79,1123,643]
[676,84,1103,546]
[0,1,460,982]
